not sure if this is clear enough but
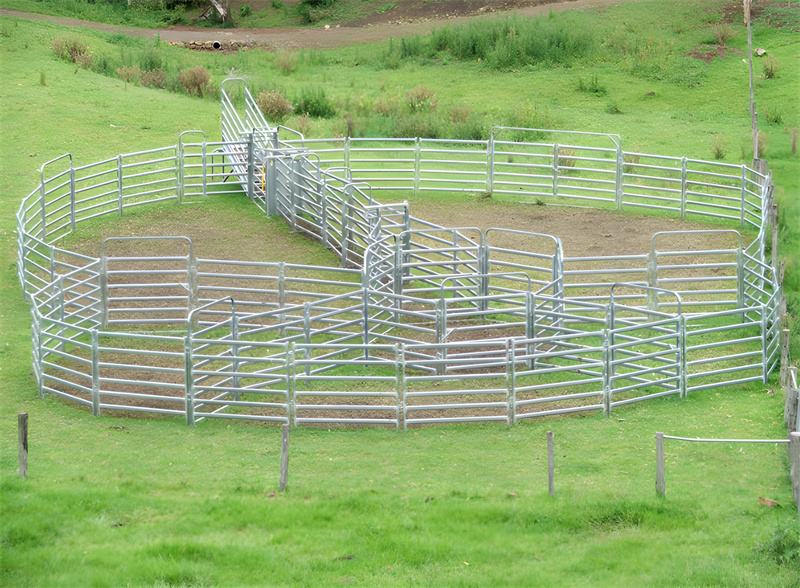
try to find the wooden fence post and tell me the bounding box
[656,432,665,497]
[789,432,800,518]
[780,328,789,389]
[279,423,290,492]
[787,367,798,433]
[18,413,28,478]
[547,431,555,497]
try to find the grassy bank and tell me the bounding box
[1,1,799,585]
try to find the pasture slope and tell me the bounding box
[1,1,799,586]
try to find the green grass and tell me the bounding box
[1,1,799,585]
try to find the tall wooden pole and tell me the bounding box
[745,0,758,160]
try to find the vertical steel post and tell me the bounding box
[435,299,446,376]
[414,137,421,195]
[267,158,278,216]
[321,181,329,247]
[278,262,286,335]
[761,304,769,384]
[602,326,611,417]
[552,143,559,198]
[362,289,371,361]
[679,316,687,399]
[486,132,495,195]
[526,292,535,370]
[647,249,658,311]
[740,165,746,228]
[187,248,199,328]
[303,302,311,376]
[57,276,65,352]
[184,332,195,426]
[177,141,184,203]
[39,175,47,241]
[99,250,109,329]
[478,241,490,312]
[395,344,404,430]
[69,160,76,231]
[287,342,296,426]
[91,329,101,417]
[506,343,516,425]
[246,132,255,201]
[615,145,623,211]
[117,154,124,215]
[231,312,240,401]
[201,140,208,201]
[680,158,688,220]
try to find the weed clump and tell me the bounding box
[764,106,782,125]
[257,91,294,123]
[178,66,211,98]
[275,50,298,74]
[763,55,780,79]
[711,22,735,46]
[711,134,728,160]
[576,72,606,96]
[758,521,800,569]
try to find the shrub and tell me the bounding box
[405,85,437,113]
[178,66,211,98]
[374,97,397,117]
[257,91,293,123]
[711,22,735,46]
[295,87,336,118]
[140,68,166,89]
[393,112,441,139]
[240,4,252,17]
[711,134,727,160]
[52,36,90,64]
[116,65,142,84]
[763,55,780,79]
[450,104,471,124]
[275,50,298,74]
[605,100,622,114]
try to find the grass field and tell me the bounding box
[1,1,800,585]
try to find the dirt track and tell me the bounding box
[1,0,633,50]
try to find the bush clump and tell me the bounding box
[141,68,166,89]
[257,91,294,123]
[178,66,211,98]
[405,85,437,112]
[295,87,336,118]
[52,36,92,69]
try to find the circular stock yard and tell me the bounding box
[16,81,781,429]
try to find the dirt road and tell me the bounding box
[1,0,630,50]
